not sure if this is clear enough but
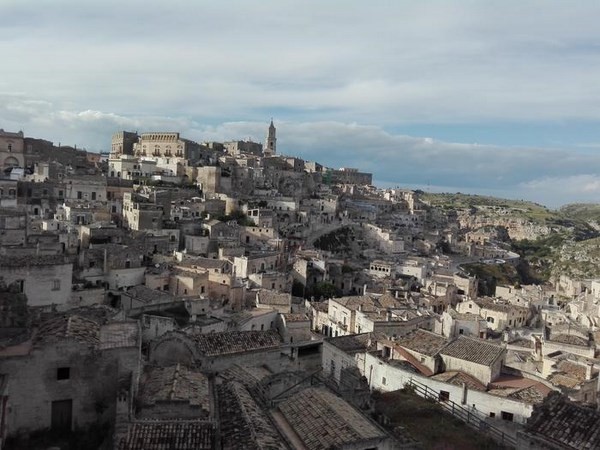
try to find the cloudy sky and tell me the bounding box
[2,0,600,207]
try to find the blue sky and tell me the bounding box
[1,0,600,207]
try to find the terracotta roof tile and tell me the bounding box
[118,420,214,450]
[440,336,504,367]
[525,392,600,449]
[139,364,210,412]
[278,387,388,450]
[218,381,287,449]
[33,315,100,347]
[192,330,281,357]
[395,329,448,356]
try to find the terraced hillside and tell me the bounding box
[419,192,600,281]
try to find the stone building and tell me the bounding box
[122,192,165,231]
[111,131,139,157]
[0,129,24,170]
[0,255,73,309]
[457,298,530,331]
[149,329,283,372]
[264,119,276,157]
[223,140,263,157]
[439,335,506,385]
[0,315,141,437]
[329,167,372,185]
[133,132,201,162]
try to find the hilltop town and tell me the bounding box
[1,124,600,449]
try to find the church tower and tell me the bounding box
[264,119,276,157]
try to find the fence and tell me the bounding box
[405,378,517,448]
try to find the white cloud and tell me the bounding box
[2,1,600,124]
[1,2,600,207]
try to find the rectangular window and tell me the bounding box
[439,391,450,402]
[77,191,82,199]
[57,367,70,380]
[52,279,61,291]
[382,377,387,385]
[501,411,514,422]
[91,192,96,200]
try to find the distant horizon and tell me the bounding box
[3,1,600,207]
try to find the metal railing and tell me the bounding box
[405,378,516,448]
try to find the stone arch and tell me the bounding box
[3,156,19,169]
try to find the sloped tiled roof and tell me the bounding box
[326,332,380,353]
[278,387,388,450]
[440,336,504,367]
[550,333,590,347]
[257,290,291,306]
[192,330,281,357]
[431,371,487,391]
[395,329,448,357]
[139,364,210,410]
[117,420,214,450]
[218,381,288,449]
[488,385,547,404]
[525,392,600,449]
[33,315,100,347]
[99,321,139,350]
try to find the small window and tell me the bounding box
[382,377,387,385]
[91,192,96,200]
[501,411,514,422]
[459,328,464,335]
[490,412,496,418]
[77,191,82,199]
[439,391,450,402]
[57,367,70,380]
[52,279,61,291]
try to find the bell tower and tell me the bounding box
[264,119,276,157]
